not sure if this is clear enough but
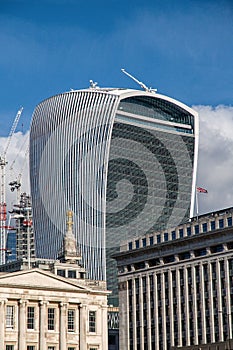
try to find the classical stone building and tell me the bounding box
[114,207,233,350]
[0,211,109,350]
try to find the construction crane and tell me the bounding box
[0,107,23,265]
[9,141,29,204]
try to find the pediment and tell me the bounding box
[0,269,87,292]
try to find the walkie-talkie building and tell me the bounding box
[30,87,199,305]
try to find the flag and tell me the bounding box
[196,186,208,193]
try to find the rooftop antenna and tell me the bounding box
[89,80,99,89]
[121,68,157,93]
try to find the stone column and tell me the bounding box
[139,276,144,350]
[154,274,159,350]
[176,269,182,347]
[216,260,223,341]
[0,299,7,349]
[225,258,232,339]
[191,266,198,345]
[101,304,108,350]
[184,267,190,346]
[59,302,67,350]
[146,275,152,350]
[200,264,207,344]
[208,262,215,343]
[161,272,167,350]
[39,301,47,350]
[18,299,27,350]
[168,270,174,348]
[79,304,87,349]
[119,281,129,350]
[132,278,137,349]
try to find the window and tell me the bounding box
[27,307,35,330]
[211,220,216,230]
[6,346,14,350]
[128,242,132,250]
[195,225,199,234]
[142,238,146,247]
[68,348,75,350]
[164,232,168,241]
[27,346,35,350]
[171,230,176,240]
[48,347,55,350]
[149,236,154,245]
[68,270,76,278]
[157,234,161,243]
[57,269,65,277]
[6,305,14,328]
[202,223,207,232]
[135,240,139,249]
[228,217,232,227]
[48,308,55,330]
[67,309,75,332]
[179,228,183,238]
[219,218,224,228]
[89,311,96,332]
[187,227,191,236]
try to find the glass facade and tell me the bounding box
[30,88,198,306]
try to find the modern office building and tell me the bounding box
[113,207,233,350]
[30,85,199,305]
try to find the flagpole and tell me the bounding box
[196,188,199,220]
[195,187,208,220]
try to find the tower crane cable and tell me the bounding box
[0,107,23,265]
[9,132,29,179]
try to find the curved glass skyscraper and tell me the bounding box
[30,87,199,305]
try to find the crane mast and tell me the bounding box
[0,107,23,265]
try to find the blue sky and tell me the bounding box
[0,0,233,215]
[0,0,232,135]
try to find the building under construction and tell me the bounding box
[8,192,35,262]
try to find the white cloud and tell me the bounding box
[193,105,233,215]
[1,104,233,217]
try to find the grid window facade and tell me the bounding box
[89,311,96,332]
[6,305,14,328]
[30,89,198,308]
[48,308,55,330]
[27,307,35,330]
[67,309,75,332]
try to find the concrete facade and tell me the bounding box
[114,207,233,350]
[0,210,109,350]
[0,268,109,350]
